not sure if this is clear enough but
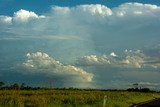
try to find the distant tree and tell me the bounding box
[127,83,140,92]
[133,83,139,89]
[11,83,20,90]
[25,86,32,90]
[20,83,26,89]
[127,88,135,92]
[140,88,150,92]
[0,81,5,88]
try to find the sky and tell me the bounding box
[0,0,160,89]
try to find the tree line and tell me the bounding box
[0,81,41,90]
[127,83,151,92]
[0,81,154,92]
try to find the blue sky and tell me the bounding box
[0,0,160,89]
[0,0,160,15]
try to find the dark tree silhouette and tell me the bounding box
[20,83,26,89]
[0,81,5,88]
[133,83,139,89]
[11,83,20,90]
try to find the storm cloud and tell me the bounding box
[0,3,160,89]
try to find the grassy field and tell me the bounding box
[0,89,160,107]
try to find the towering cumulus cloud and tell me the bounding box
[0,16,12,24]
[76,50,160,69]
[0,2,160,89]
[13,9,45,23]
[22,52,93,87]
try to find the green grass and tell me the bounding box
[0,90,160,107]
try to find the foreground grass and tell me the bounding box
[0,89,160,107]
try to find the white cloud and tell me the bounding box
[76,50,160,69]
[13,9,45,23]
[76,4,112,16]
[23,52,93,83]
[121,50,145,68]
[122,56,143,68]
[133,11,143,15]
[78,55,99,65]
[110,52,117,57]
[113,2,160,16]
[139,82,160,87]
[52,6,70,14]
[0,16,12,24]
[76,53,118,66]
[1,3,160,25]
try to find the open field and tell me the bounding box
[0,89,160,107]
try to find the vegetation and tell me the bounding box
[0,81,160,107]
[0,89,160,107]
